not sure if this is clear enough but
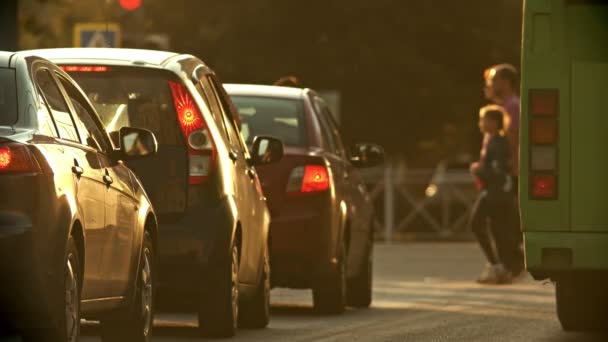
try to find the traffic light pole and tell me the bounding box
[0,0,18,50]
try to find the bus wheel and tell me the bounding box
[556,276,608,331]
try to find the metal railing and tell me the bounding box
[361,161,478,242]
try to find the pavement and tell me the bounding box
[6,242,608,341]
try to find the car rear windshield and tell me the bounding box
[0,68,17,126]
[230,95,307,147]
[65,66,182,146]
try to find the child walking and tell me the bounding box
[470,105,524,284]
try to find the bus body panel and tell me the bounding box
[521,0,571,232]
[571,62,608,231]
[522,0,608,277]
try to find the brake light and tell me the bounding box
[529,89,559,200]
[302,165,330,193]
[60,65,109,72]
[531,174,557,199]
[0,144,40,174]
[286,165,330,194]
[168,81,216,185]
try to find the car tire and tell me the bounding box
[556,276,608,331]
[313,242,346,315]
[22,236,81,342]
[198,242,240,338]
[347,241,373,308]
[238,244,271,329]
[100,231,155,342]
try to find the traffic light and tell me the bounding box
[119,0,142,11]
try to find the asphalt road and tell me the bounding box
[6,243,608,341]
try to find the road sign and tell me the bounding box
[73,23,121,48]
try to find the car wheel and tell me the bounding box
[22,236,81,342]
[100,231,155,342]
[238,244,271,329]
[347,241,373,308]
[313,242,346,314]
[556,276,608,331]
[64,236,81,342]
[198,242,239,338]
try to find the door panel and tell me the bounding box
[208,76,261,284]
[102,158,139,296]
[63,146,108,299]
[571,62,608,231]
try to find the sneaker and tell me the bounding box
[477,263,511,284]
[496,264,513,284]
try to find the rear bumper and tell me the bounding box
[524,231,608,279]
[0,213,61,329]
[270,193,338,289]
[0,175,64,328]
[156,196,235,298]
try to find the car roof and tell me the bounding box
[224,84,309,100]
[23,48,181,68]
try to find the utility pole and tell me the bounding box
[0,0,18,50]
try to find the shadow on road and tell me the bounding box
[270,304,317,317]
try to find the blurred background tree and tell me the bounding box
[18,0,523,167]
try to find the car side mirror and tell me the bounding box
[350,143,385,168]
[250,136,284,166]
[118,127,158,160]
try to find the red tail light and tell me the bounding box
[168,81,216,185]
[531,174,557,199]
[529,89,559,200]
[0,144,40,174]
[302,165,330,193]
[60,65,109,72]
[287,165,330,194]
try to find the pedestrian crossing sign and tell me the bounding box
[73,23,121,48]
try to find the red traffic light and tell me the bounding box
[119,0,142,11]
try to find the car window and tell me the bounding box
[36,94,58,137]
[318,99,346,156]
[313,97,337,153]
[66,66,182,147]
[230,95,307,147]
[0,68,17,126]
[195,77,229,142]
[56,74,110,152]
[35,69,80,142]
[207,76,249,154]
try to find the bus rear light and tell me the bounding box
[531,174,557,199]
[529,89,558,117]
[531,146,556,171]
[530,118,557,144]
[169,81,216,185]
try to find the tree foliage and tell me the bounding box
[19,0,523,166]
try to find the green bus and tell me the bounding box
[521,0,608,331]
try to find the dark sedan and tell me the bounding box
[0,52,159,341]
[226,84,384,313]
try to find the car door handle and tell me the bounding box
[72,159,84,177]
[71,165,84,177]
[229,150,238,163]
[103,171,114,186]
[247,168,256,179]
